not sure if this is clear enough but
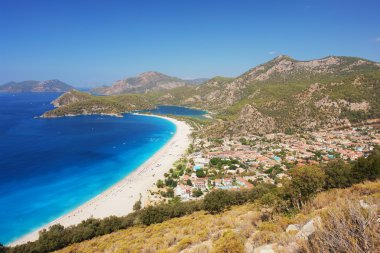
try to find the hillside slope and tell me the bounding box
[41,90,154,118]
[56,181,380,253]
[155,56,380,135]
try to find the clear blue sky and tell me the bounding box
[1,0,379,87]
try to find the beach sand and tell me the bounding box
[9,114,192,246]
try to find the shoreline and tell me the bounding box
[8,114,192,246]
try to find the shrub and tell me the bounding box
[300,199,380,253]
[283,166,326,209]
[192,189,203,197]
[133,199,142,211]
[323,159,352,189]
[203,190,247,213]
[211,230,244,253]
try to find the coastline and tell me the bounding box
[9,114,192,246]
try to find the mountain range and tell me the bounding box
[154,55,380,135]
[91,71,208,95]
[42,55,380,136]
[0,80,74,93]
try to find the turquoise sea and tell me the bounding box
[0,93,204,245]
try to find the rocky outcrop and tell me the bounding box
[296,216,322,240]
[51,90,91,107]
[222,104,276,135]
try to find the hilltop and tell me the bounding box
[91,71,208,95]
[0,80,74,93]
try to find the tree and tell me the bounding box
[323,159,352,189]
[351,146,380,183]
[165,178,177,187]
[203,190,233,213]
[133,199,142,211]
[156,179,164,188]
[260,192,287,212]
[0,244,6,253]
[166,188,174,198]
[192,188,203,197]
[196,169,206,178]
[176,164,184,170]
[284,166,326,209]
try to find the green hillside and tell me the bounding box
[41,90,154,118]
[41,56,380,136]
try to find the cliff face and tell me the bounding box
[0,80,74,93]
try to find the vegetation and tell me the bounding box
[133,199,142,211]
[211,230,245,253]
[41,90,154,118]
[300,198,379,253]
[56,182,380,253]
[4,147,380,253]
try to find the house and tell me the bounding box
[226,169,237,174]
[193,178,207,190]
[174,184,191,199]
[223,178,233,186]
[194,157,209,166]
[236,177,253,189]
[214,179,223,187]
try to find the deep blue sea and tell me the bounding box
[0,93,206,245]
[142,105,207,118]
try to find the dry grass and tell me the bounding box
[56,181,380,253]
[300,198,380,253]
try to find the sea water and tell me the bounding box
[0,93,181,244]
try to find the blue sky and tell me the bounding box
[1,0,379,87]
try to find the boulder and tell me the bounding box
[296,216,321,240]
[253,243,276,253]
[286,224,300,233]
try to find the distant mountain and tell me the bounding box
[183,78,209,85]
[91,72,208,95]
[42,56,380,136]
[0,79,74,93]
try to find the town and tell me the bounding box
[147,125,380,203]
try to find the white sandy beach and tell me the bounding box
[9,114,192,246]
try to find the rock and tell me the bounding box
[277,242,299,253]
[296,216,322,240]
[253,243,276,253]
[286,224,300,233]
[359,199,370,209]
